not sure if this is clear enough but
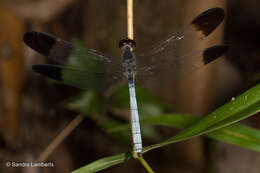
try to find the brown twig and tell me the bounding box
[37,114,85,162]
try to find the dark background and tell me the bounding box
[0,0,260,172]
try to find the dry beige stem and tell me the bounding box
[127,0,134,39]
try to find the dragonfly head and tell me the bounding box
[119,38,136,51]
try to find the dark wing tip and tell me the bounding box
[23,31,57,56]
[191,8,225,37]
[203,44,229,64]
[32,64,63,81]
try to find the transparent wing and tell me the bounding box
[137,8,225,59]
[32,64,123,91]
[24,31,124,90]
[135,8,226,83]
[136,45,229,83]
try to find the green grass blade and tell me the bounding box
[71,153,131,173]
[208,124,260,151]
[144,83,260,152]
[141,114,260,152]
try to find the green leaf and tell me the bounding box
[72,83,260,173]
[144,83,260,152]
[71,153,131,173]
[208,124,260,151]
[142,114,260,152]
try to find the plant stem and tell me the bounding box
[138,156,155,173]
[127,0,134,39]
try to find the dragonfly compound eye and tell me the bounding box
[119,38,136,48]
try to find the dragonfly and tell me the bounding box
[23,8,228,158]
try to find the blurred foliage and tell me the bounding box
[66,82,167,150]
[62,39,104,91]
[67,91,103,115]
[109,84,168,116]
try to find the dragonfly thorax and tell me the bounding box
[122,45,136,78]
